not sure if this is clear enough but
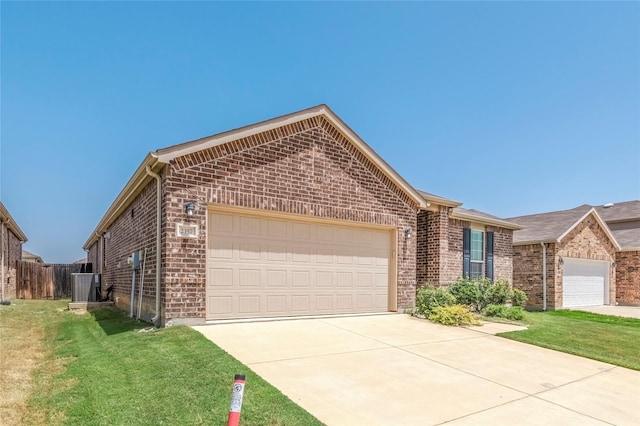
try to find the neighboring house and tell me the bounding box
[417,191,520,286]
[592,201,640,305]
[1,202,28,301]
[22,250,44,263]
[84,105,516,325]
[509,207,620,310]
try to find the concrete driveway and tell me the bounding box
[569,305,640,319]
[194,314,640,425]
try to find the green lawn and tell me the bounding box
[10,300,322,426]
[499,310,640,371]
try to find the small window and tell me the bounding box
[470,230,484,279]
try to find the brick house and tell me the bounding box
[509,207,621,310]
[1,202,28,301]
[84,105,517,325]
[593,201,640,305]
[417,192,519,287]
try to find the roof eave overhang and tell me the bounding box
[0,203,28,243]
[83,153,163,250]
[513,239,557,246]
[155,104,426,209]
[619,246,640,252]
[451,211,522,230]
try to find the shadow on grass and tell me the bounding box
[89,306,151,336]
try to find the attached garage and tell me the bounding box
[562,258,609,308]
[207,209,395,320]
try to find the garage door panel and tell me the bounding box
[207,211,391,320]
[562,259,608,308]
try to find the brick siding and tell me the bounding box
[417,209,513,287]
[513,243,556,309]
[162,117,418,322]
[1,226,21,300]
[616,250,640,305]
[98,116,419,324]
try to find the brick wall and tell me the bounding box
[418,211,513,287]
[513,243,556,309]
[556,214,617,306]
[616,250,640,305]
[419,207,450,286]
[101,180,161,320]
[488,226,514,284]
[1,225,21,300]
[162,116,418,322]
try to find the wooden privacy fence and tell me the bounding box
[16,262,88,300]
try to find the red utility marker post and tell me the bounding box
[227,374,246,426]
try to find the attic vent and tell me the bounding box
[603,203,614,208]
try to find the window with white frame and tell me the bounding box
[470,230,484,279]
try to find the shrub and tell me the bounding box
[414,285,456,317]
[483,304,525,321]
[428,305,479,326]
[511,289,528,307]
[503,306,525,320]
[448,278,480,309]
[485,280,511,306]
[483,304,507,317]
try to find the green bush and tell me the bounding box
[414,285,456,317]
[483,304,525,321]
[483,304,507,317]
[503,306,525,320]
[511,289,528,307]
[428,304,479,326]
[485,280,511,306]
[448,278,480,308]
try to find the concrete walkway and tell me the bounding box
[194,314,640,425]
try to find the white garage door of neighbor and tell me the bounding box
[562,258,609,308]
[206,210,393,320]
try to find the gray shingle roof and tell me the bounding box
[594,200,640,222]
[611,228,640,250]
[508,205,594,244]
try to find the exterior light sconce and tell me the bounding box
[404,228,412,239]
[612,262,616,268]
[558,256,564,265]
[185,202,196,218]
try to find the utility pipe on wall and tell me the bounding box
[145,166,162,325]
[541,242,547,311]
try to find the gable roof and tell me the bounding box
[22,249,44,263]
[593,200,640,223]
[84,105,427,249]
[0,202,28,243]
[509,206,620,250]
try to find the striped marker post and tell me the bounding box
[227,374,246,426]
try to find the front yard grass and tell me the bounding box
[2,300,322,426]
[498,310,640,371]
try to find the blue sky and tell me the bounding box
[1,2,639,263]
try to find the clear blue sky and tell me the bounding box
[1,2,639,263]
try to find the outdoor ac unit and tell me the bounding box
[71,273,98,302]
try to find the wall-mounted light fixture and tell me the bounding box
[185,202,196,218]
[558,256,564,265]
[404,228,412,239]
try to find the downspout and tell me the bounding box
[541,242,547,311]
[145,166,162,325]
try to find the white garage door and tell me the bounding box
[206,210,392,320]
[562,258,609,308]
